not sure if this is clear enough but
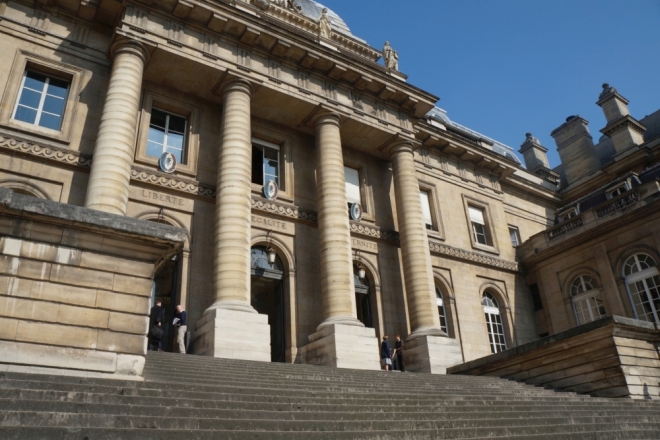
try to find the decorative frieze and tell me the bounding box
[350,222,399,243]
[251,197,317,223]
[429,241,520,272]
[130,166,215,198]
[0,134,91,168]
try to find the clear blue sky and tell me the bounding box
[328,0,660,168]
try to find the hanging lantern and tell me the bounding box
[358,264,366,279]
[267,247,277,265]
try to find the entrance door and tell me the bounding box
[354,264,373,328]
[251,246,286,362]
[151,256,179,352]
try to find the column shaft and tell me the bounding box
[209,80,254,312]
[85,40,149,215]
[389,142,444,337]
[314,112,361,329]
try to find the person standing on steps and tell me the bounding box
[394,334,405,372]
[173,305,187,354]
[380,335,392,371]
[148,300,165,351]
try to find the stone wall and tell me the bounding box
[448,316,660,400]
[0,189,186,378]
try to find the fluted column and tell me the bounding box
[208,79,255,313]
[389,141,445,338]
[314,111,362,330]
[85,39,149,215]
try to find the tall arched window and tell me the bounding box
[623,254,660,324]
[482,292,507,354]
[570,275,606,324]
[435,286,447,334]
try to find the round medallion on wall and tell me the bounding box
[349,202,363,221]
[263,180,279,200]
[158,152,177,174]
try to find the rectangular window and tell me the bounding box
[13,71,69,131]
[146,108,187,164]
[508,226,520,247]
[420,190,433,230]
[468,206,489,245]
[606,183,629,199]
[251,139,280,187]
[344,166,361,205]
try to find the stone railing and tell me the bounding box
[547,216,584,241]
[596,192,639,217]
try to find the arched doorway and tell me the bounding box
[353,264,373,328]
[251,246,286,362]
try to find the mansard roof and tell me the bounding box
[296,0,363,42]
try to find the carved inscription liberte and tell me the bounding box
[141,189,185,207]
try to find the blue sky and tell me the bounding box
[328,0,660,168]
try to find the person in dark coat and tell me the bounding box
[394,334,405,372]
[380,335,392,371]
[148,300,165,351]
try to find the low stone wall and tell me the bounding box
[448,316,660,399]
[0,189,186,379]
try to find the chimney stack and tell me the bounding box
[596,83,646,155]
[551,116,601,186]
[519,133,560,185]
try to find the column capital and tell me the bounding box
[380,135,419,160]
[110,38,151,65]
[303,105,342,128]
[221,78,254,100]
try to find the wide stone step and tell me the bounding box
[2,388,650,414]
[2,416,659,438]
[3,399,659,423]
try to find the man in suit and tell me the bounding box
[148,300,164,351]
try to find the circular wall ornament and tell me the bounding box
[349,202,363,221]
[158,152,177,174]
[263,180,279,200]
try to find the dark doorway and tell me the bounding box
[354,264,373,328]
[151,255,179,352]
[251,246,286,363]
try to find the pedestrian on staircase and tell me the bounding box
[380,335,392,371]
[148,300,165,351]
[394,334,405,372]
[173,305,187,354]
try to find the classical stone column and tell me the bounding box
[85,39,149,215]
[389,141,444,337]
[300,110,379,370]
[314,111,362,329]
[388,140,462,374]
[193,79,270,362]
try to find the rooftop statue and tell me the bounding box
[318,8,332,39]
[383,41,399,71]
[271,0,301,12]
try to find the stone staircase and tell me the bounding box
[1,351,660,439]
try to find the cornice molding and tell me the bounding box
[251,196,317,223]
[350,221,399,243]
[429,241,520,272]
[130,165,215,198]
[0,133,91,168]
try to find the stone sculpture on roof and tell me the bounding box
[383,41,399,71]
[318,8,332,39]
[272,0,301,11]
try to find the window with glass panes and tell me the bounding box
[570,275,606,325]
[435,286,447,333]
[607,183,629,199]
[251,140,280,186]
[344,167,361,206]
[420,190,434,230]
[13,71,69,130]
[146,109,187,164]
[623,254,660,324]
[468,206,489,245]
[508,226,520,247]
[482,292,507,354]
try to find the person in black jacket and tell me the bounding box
[394,334,405,372]
[148,300,165,351]
[380,335,392,371]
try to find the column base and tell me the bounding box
[404,335,463,374]
[299,323,380,370]
[193,308,271,362]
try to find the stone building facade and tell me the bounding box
[0,0,657,377]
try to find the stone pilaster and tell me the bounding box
[193,79,270,362]
[300,110,379,370]
[388,140,462,373]
[85,39,149,215]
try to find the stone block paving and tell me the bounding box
[1,351,660,439]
